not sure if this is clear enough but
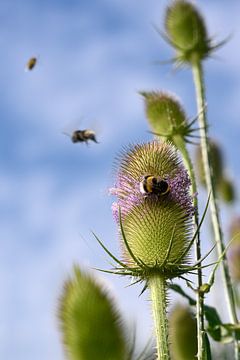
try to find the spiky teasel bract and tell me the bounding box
[163,0,227,66]
[109,141,197,281]
[58,266,128,360]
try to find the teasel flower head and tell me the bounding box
[228,217,240,282]
[164,0,227,66]
[140,91,199,146]
[110,141,195,280]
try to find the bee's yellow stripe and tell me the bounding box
[145,176,154,193]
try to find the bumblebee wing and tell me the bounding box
[86,117,102,139]
[61,116,84,136]
[62,131,71,138]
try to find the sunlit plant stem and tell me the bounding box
[174,135,205,360]
[192,59,239,360]
[149,276,170,360]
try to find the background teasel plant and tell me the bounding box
[169,304,197,360]
[228,218,240,283]
[58,266,155,360]
[163,0,225,66]
[218,177,235,204]
[195,140,235,204]
[195,140,224,188]
[58,266,128,360]
[139,91,197,146]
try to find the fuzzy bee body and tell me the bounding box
[69,129,98,144]
[26,57,37,71]
[140,175,170,196]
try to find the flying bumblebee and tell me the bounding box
[63,129,99,144]
[25,57,38,71]
[140,175,170,196]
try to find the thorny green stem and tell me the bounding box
[174,135,205,360]
[148,275,170,360]
[192,60,239,360]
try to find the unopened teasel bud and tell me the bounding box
[218,177,235,204]
[169,304,197,360]
[140,91,188,142]
[195,140,223,187]
[58,266,127,360]
[228,217,240,282]
[165,0,211,63]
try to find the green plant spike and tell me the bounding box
[119,206,145,269]
[174,193,210,264]
[200,234,240,295]
[92,231,128,269]
[161,224,176,267]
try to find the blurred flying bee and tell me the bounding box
[140,175,170,196]
[25,57,37,71]
[63,129,99,144]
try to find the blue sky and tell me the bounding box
[1,0,240,359]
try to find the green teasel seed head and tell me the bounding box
[169,304,197,360]
[58,266,127,360]
[228,217,240,282]
[218,176,235,204]
[229,243,240,282]
[165,0,211,64]
[195,140,224,188]
[140,91,196,147]
[229,217,240,243]
[110,141,194,279]
[141,91,185,134]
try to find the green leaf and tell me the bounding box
[169,283,196,306]
[169,283,240,344]
[207,323,240,344]
[203,332,212,360]
[204,306,222,341]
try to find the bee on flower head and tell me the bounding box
[63,129,99,145]
[140,175,170,196]
[25,56,38,71]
